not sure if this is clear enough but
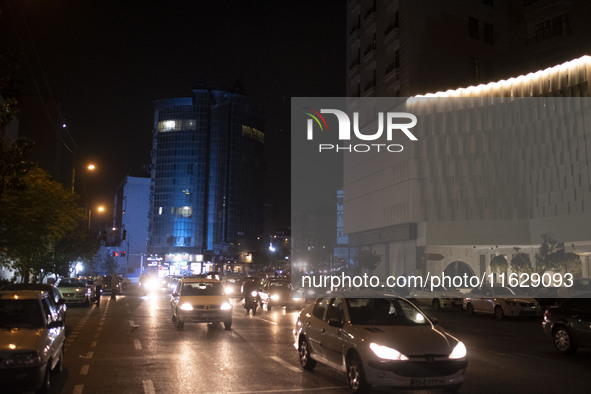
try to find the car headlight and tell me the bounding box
[271,294,280,301]
[251,291,258,297]
[220,302,232,311]
[225,287,234,294]
[449,341,467,359]
[504,300,519,306]
[6,352,42,366]
[369,343,408,361]
[180,303,193,311]
[292,297,302,301]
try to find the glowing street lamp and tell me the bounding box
[88,204,106,230]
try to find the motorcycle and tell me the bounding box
[244,290,261,315]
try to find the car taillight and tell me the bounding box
[543,308,551,318]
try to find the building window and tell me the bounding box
[469,17,479,39]
[535,20,552,42]
[483,23,494,44]
[552,14,570,37]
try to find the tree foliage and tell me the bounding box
[510,252,533,274]
[0,166,87,281]
[490,254,508,274]
[535,233,581,275]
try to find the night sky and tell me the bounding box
[1,0,346,231]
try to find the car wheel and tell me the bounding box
[553,326,576,354]
[466,303,474,315]
[55,346,64,374]
[224,320,232,330]
[36,362,51,394]
[432,299,441,311]
[298,337,316,370]
[494,305,504,320]
[175,310,184,330]
[267,303,272,311]
[346,353,370,393]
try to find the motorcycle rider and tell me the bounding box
[242,277,260,315]
[93,273,104,306]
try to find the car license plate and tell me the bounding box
[411,378,446,386]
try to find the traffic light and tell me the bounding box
[113,251,119,257]
[121,251,126,257]
[122,230,127,240]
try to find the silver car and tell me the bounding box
[294,297,468,392]
[0,290,65,393]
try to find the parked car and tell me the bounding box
[259,278,305,311]
[1,283,67,324]
[409,283,464,311]
[294,297,468,392]
[0,289,65,393]
[55,278,93,306]
[171,277,233,330]
[542,294,591,354]
[463,285,541,319]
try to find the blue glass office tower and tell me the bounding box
[148,82,264,269]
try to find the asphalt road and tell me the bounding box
[40,289,591,394]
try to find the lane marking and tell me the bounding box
[143,379,156,394]
[269,356,302,374]
[80,364,90,375]
[129,320,136,327]
[258,317,279,325]
[73,384,84,394]
[90,341,96,348]
[134,339,142,350]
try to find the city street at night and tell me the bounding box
[47,288,591,394]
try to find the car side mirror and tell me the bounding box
[48,321,63,329]
[327,318,343,328]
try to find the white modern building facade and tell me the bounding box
[343,56,591,279]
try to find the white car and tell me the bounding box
[463,286,541,319]
[0,290,65,393]
[294,296,468,392]
[410,284,464,311]
[171,278,233,330]
[56,278,93,306]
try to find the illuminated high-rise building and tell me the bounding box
[148,82,265,273]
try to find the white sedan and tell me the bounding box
[463,286,541,319]
[294,296,468,392]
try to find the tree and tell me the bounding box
[0,167,84,282]
[490,255,508,274]
[535,233,581,275]
[102,252,117,275]
[510,252,533,274]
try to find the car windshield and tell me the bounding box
[181,282,224,296]
[0,299,44,329]
[58,279,86,287]
[346,298,430,326]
